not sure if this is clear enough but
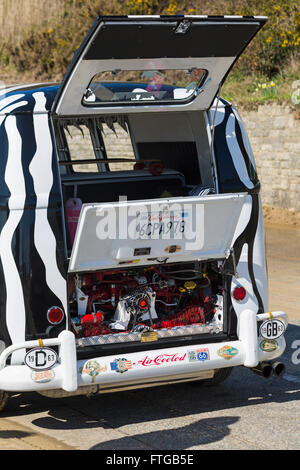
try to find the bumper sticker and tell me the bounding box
[134,353,187,367]
[81,360,107,382]
[188,348,210,362]
[217,345,238,360]
[260,339,278,352]
[31,369,55,384]
[110,358,133,373]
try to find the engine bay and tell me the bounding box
[69,261,224,340]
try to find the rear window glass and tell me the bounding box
[101,122,136,171]
[57,117,201,186]
[83,68,206,105]
[65,125,98,172]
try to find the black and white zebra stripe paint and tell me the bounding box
[210,101,268,333]
[0,82,268,357]
[30,92,68,316]
[0,90,67,363]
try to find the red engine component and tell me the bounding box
[71,266,218,338]
[75,311,104,326]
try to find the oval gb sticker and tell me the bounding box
[25,347,58,371]
[259,319,285,340]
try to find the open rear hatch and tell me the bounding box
[68,194,246,348]
[69,194,246,272]
[52,15,267,116]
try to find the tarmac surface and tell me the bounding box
[0,223,299,451]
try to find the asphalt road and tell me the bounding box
[0,224,299,451]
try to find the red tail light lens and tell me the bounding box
[47,306,64,325]
[149,162,163,176]
[233,286,246,301]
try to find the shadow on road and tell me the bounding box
[0,429,33,439]
[89,416,240,450]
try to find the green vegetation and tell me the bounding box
[221,64,300,109]
[0,0,299,108]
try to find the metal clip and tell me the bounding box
[175,20,191,34]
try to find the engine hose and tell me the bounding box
[158,269,204,281]
[162,269,202,274]
[155,300,178,307]
[166,275,203,280]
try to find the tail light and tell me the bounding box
[149,162,163,176]
[47,306,64,325]
[232,286,246,301]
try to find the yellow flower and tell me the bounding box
[262,83,267,89]
[57,38,67,47]
[167,2,179,15]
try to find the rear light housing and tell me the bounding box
[232,285,246,301]
[47,306,64,325]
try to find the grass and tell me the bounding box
[0,0,298,111]
[0,0,67,42]
[221,59,300,110]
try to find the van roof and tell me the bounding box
[0,83,59,114]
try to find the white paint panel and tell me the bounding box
[0,94,26,113]
[232,107,256,168]
[29,92,68,315]
[232,243,259,333]
[0,116,26,363]
[252,196,268,310]
[225,112,254,190]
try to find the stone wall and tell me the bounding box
[240,104,300,211]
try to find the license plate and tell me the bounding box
[24,347,58,371]
[259,319,285,340]
[136,220,186,238]
[136,210,188,239]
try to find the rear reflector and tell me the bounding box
[233,286,246,301]
[47,306,64,325]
